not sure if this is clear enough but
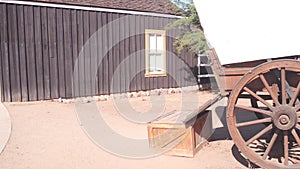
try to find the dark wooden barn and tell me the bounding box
[0,0,199,102]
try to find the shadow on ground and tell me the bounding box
[207,105,261,168]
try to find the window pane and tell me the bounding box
[146,30,166,75]
[156,54,164,72]
[149,34,156,52]
[156,35,163,51]
[149,55,156,72]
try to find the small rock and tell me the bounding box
[63,99,72,104]
[168,88,176,94]
[99,95,107,101]
[58,97,63,103]
[136,91,142,97]
[145,91,150,96]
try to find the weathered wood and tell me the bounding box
[89,11,98,96]
[34,6,44,100]
[140,15,146,91]
[0,3,198,102]
[101,12,109,95]
[71,9,78,97]
[56,8,66,98]
[129,15,136,91]
[83,10,91,96]
[77,10,85,97]
[24,5,38,101]
[7,4,21,101]
[0,4,11,102]
[124,15,130,93]
[48,7,59,99]
[147,111,209,157]
[112,13,120,94]
[63,9,73,98]
[41,7,50,100]
[96,12,103,95]
[119,14,126,93]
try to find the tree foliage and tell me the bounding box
[167,0,208,54]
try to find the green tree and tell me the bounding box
[167,0,208,54]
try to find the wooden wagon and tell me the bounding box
[148,1,300,168]
[191,1,300,168]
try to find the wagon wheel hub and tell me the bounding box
[279,115,289,125]
[273,106,297,131]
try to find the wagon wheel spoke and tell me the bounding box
[296,124,300,131]
[236,118,271,127]
[295,104,300,112]
[246,124,273,146]
[244,87,274,111]
[235,104,272,116]
[281,68,287,105]
[284,131,289,165]
[227,60,300,168]
[291,129,300,147]
[262,129,279,160]
[259,74,281,107]
[289,82,300,107]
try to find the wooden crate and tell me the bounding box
[147,110,209,157]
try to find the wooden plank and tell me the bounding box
[107,13,113,94]
[140,15,146,91]
[83,11,91,96]
[34,6,45,100]
[165,18,173,89]
[47,7,59,99]
[167,23,173,87]
[112,13,120,94]
[172,26,179,88]
[24,5,37,101]
[148,125,187,149]
[223,67,251,76]
[89,11,98,96]
[41,7,50,100]
[147,112,209,157]
[135,15,142,91]
[144,16,150,90]
[96,12,103,95]
[56,8,66,98]
[0,4,11,101]
[71,9,78,97]
[119,14,126,93]
[129,15,136,92]
[101,12,109,95]
[153,17,160,90]
[148,16,154,90]
[7,4,21,101]
[77,10,85,97]
[124,15,130,93]
[0,6,3,101]
[63,9,73,98]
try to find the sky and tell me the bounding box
[194,0,300,64]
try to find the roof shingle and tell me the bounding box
[24,0,177,15]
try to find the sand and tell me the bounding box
[0,91,247,169]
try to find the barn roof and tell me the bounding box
[22,0,178,15]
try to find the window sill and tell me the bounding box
[145,73,167,77]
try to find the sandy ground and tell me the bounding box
[0,91,249,169]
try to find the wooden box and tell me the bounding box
[147,110,209,157]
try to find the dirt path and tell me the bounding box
[0,91,247,169]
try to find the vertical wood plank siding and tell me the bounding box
[0,3,198,102]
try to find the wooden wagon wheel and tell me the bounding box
[227,59,300,168]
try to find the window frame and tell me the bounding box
[145,29,167,77]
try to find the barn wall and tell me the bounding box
[0,3,198,102]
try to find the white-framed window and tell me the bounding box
[145,29,166,77]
